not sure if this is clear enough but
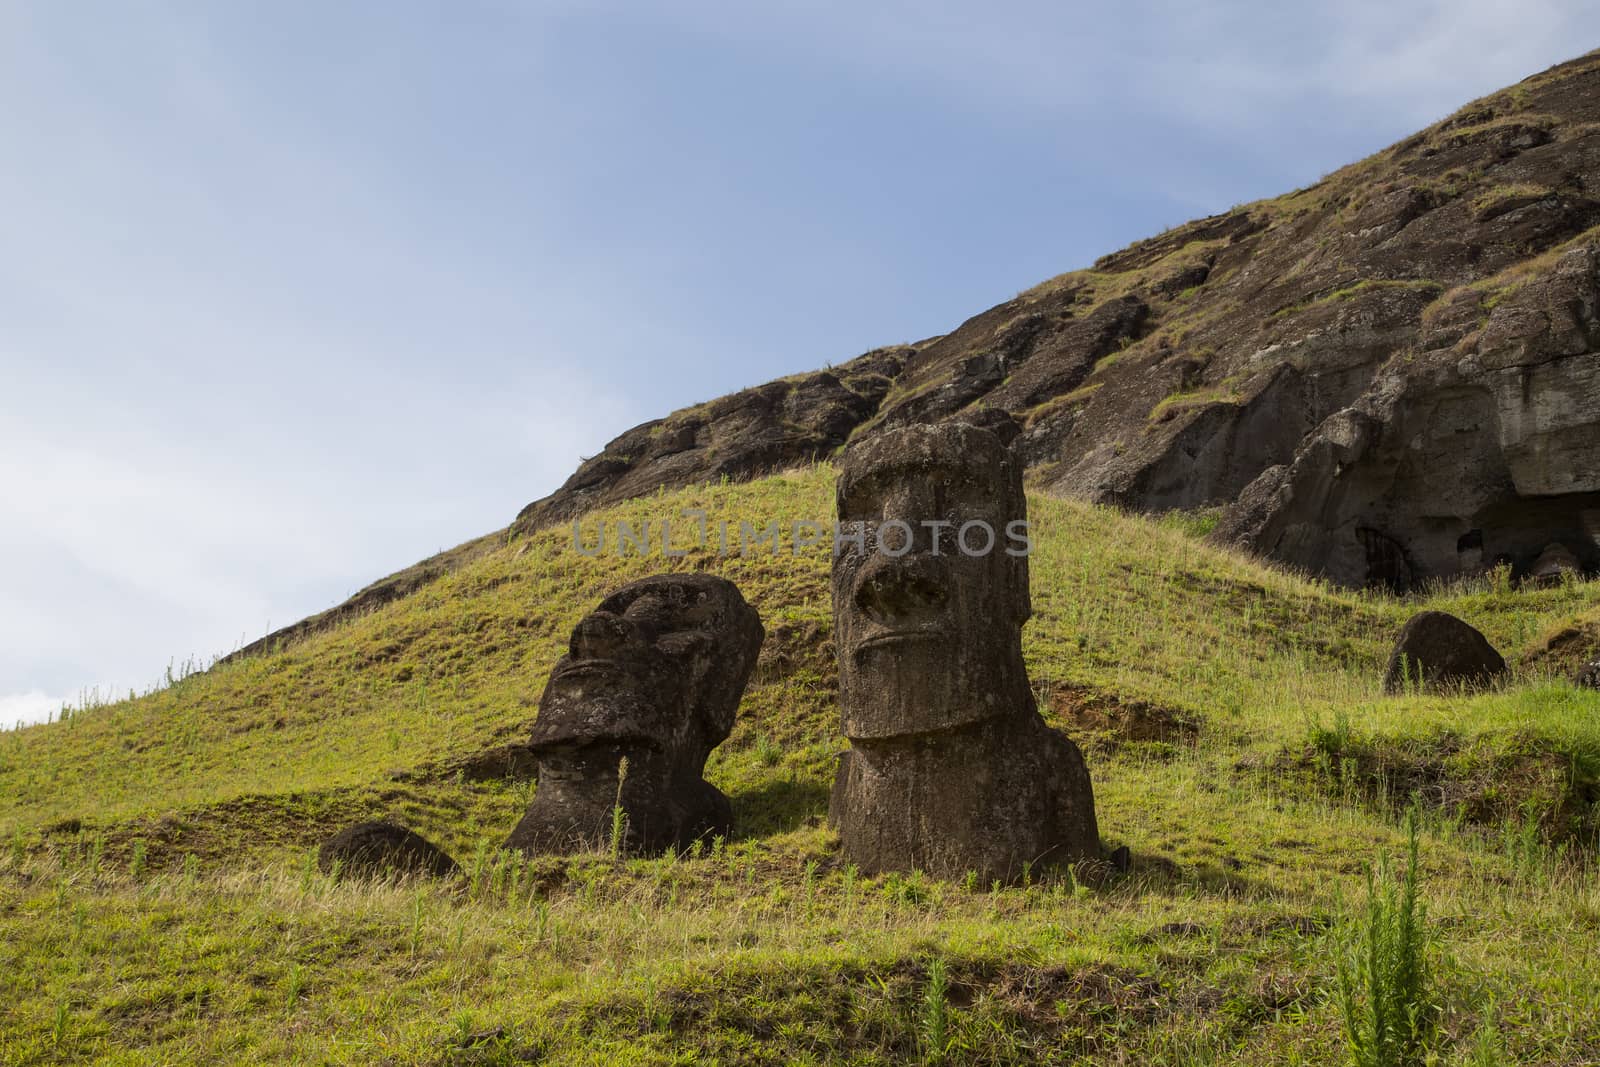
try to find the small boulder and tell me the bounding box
[317,820,459,880]
[1576,659,1600,691]
[1383,611,1507,694]
[1528,543,1583,586]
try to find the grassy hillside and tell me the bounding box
[4,467,1600,1064]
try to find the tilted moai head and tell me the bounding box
[505,573,763,855]
[830,417,1100,882]
[834,421,1034,739]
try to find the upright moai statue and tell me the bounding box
[828,418,1100,882]
[505,573,764,855]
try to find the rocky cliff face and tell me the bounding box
[1215,242,1600,589]
[514,49,1600,591]
[511,346,909,535]
[246,52,1600,654]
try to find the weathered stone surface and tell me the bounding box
[512,347,911,536]
[505,574,763,855]
[830,718,1097,881]
[318,820,460,880]
[1382,611,1507,694]
[1576,659,1600,690]
[496,51,1598,594]
[828,418,1099,882]
[1529,543,1584,585]
[1216,243,1600,589]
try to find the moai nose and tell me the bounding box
[854,554,948,626]
[569,611,642,659]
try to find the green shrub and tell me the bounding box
[919,957,951,1064]
[1335,808,1437,1066]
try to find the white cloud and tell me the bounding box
[582,0,1594,210]
[663,0,1590,122]
[0,5,641,700]
[0,1,1589,709]
[0,362,625,698]
[0,691,69,730]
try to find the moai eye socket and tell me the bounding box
[838,473,884,524]
[621,592,670,625]
[657,630,714,659]
[622,587,723,641]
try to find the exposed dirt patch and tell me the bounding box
[436,740,540,783]
[561,952,1315,1062]
[1525,616,1600,677]
[1046,684,1200,753]
[751,618,835,685]
[1137,920,1210,943]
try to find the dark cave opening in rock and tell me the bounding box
[1471,491,1600,579]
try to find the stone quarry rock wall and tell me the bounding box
[1217,242,1600,588]
[509,51,1600,593]
[243,52,1600,654]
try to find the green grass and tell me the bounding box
[1470,183,1552,216]
[1021,381,1103,428]
[1270,279,1445,321]
[3,466,1600,1064]
[1147,387,1242,423]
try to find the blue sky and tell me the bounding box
[1,1,1591,726]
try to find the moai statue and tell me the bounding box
[829,419,1100,882]
[505,573,764,855]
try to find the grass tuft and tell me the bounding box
[1335,809,1436,1067]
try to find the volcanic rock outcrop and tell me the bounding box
[513,347,910,536]
[240,53,1600,658]
[1530,543,1585,585]
[1216,242,1600,590]
[1382,611,1508,694]
[1577,658,1600,690]
[827,418,1100,882]
[510,52,1600,594]
[504,574,763,855]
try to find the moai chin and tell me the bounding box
[829,419,1100,882]
[505,573,763,855]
